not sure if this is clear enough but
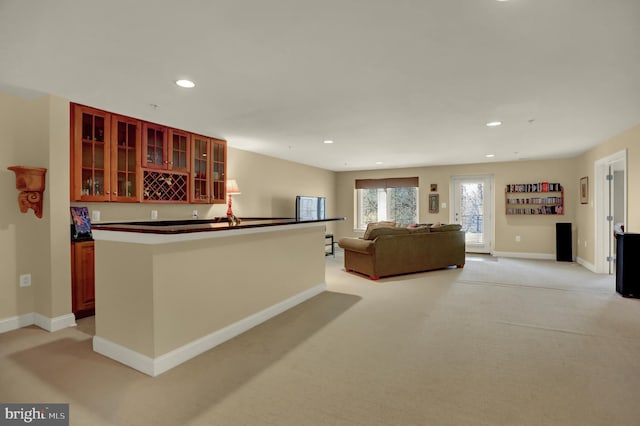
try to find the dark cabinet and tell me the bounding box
[71,241,95,318]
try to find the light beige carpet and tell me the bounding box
[2,252,640,426]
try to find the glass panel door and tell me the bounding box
[142,123,166,169]
[75,107,110,201]
[211,139,226,202]
[111,115,140,201]
[192,135,210,202]
[169,129,190,172]
[451,175,493,253]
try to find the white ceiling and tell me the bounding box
[1,0,639,171]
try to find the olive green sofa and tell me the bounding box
[338,223,465,280]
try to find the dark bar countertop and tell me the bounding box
[92,217,344,235]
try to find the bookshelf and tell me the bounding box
[505,182,564,215]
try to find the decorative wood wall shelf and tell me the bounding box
[7,165,47,218]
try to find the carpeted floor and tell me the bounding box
[2,252,640,425]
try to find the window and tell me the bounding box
[355,177,419,229]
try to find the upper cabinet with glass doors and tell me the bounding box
[142,122,167,170]
[111,115,141,202]
[190,135,227,204]
[72,105,110,201]
[71,103,226,204]
[72,105,142,202]
[211,138,227,204]
[142,124,191,172]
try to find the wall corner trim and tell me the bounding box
[576,257,597,273]
[0,312,76,334]
[34,313,77,332]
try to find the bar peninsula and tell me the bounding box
[91,217,344,376]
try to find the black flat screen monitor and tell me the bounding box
[296,196,326,221]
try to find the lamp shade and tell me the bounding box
[226,179,241,194]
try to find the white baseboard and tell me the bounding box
[0,312,76,334]
[576,257,597,272]
[493,251,557,260]
[0,313,35,334]
[93,336,155,376]
[34,313,77,332]
[93,282,327,377]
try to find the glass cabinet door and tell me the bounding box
[142,122,167,169]
[168,129,190,172]
[211,139,226,203]
[73,105,111,201]
[111,115,141,202]
[191,135,210,202]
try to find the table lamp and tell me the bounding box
[226,179,241,218]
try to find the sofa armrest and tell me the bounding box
[338,237,374,254]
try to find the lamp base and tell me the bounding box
[226,194,233,217]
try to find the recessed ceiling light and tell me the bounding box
[323,140,334,144]
[485,154,495,158]
[375,161,383,165]
[486,121,502,127]
[176,79,195,88]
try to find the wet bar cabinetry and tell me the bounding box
[190,135,227,204]
[71,105,142,202]
[70,103,226,204]
[141,125,190,173]
[71,240,95,318]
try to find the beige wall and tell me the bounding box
[574,124,640,265]
[0,92,71,320]
[335,158,578,256]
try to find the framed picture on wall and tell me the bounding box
[580,176,589,204]
[429,193,439,213]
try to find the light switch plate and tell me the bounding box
[19,274,31,287]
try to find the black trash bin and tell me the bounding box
[616,233,640,298]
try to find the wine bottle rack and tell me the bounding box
[143,170,188,202]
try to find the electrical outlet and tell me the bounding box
[515,235,521,242]
[151,210,158,220]
[19,274,31,287]
[192,210,198,219]
[441,202,447,209]
[92,210,101,222]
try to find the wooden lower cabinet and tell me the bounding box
[71,241,95,318]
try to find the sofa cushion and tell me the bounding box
[338,237,374,254]
[365,227,411,240]
[430,223,462,232]
[408,226,431,234]
[363,221,397,239]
